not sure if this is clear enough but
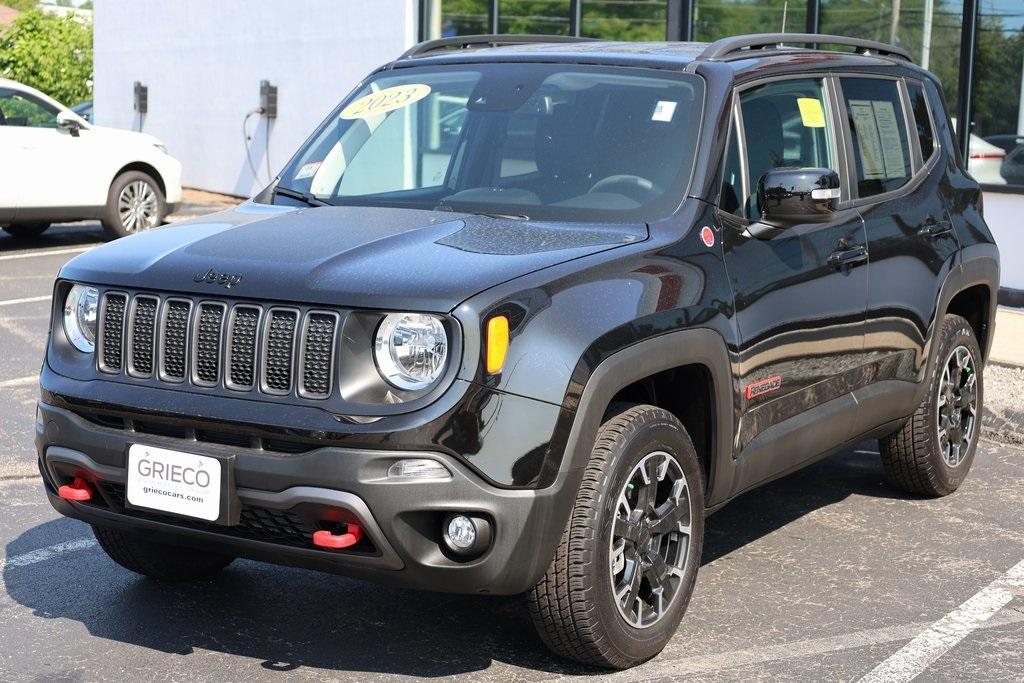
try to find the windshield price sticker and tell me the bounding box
[340,84,432,120]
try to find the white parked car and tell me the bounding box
[0,79,182,239]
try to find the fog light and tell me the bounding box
[387,458,451,481]
[446,515,476,549]
[441,513,492,559]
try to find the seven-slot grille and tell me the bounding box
[98,292,335,400]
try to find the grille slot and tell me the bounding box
[98,293,127,373]
[159,299,192,382]
[227,305,261,390]
[261,309,299,395]
[127,296,158,377]
[193,302,226,386]
[299,312,338,399]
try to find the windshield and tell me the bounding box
[274,64,704,222]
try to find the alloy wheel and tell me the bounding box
[118,180,159,233]
[936,345,978,468]
[608,450,692,629]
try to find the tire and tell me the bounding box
[2,223,50,239]
[101,170,165,240]
[528,404,705,669]
[880,314,983,497]
[92,525,234,582]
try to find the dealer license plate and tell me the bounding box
[126,444,222,521]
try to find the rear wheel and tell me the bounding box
[102,171,165,239]
[880,314,983,496]
[2,223,50,239]
[92,525,234,582]
[528,404,704,669]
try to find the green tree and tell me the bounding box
[0,9,93,105]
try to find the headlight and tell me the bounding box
[63,284,99,353]
[153,142,168,154]
[373,313,448,391]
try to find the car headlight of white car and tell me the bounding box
[63,284,99,353]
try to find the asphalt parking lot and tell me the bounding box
[1,220,1023,681]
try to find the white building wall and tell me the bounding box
[94,0,418,197]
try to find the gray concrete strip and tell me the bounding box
[0,537,97,573]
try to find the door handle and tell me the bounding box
[828,244,868,269]
[918,219,953,238]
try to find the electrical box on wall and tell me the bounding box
[133,81,148,114]
[260,80,278,119]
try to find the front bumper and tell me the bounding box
[37,399,578,595]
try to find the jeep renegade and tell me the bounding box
[38,34,999,668]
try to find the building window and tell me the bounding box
[581,0,667,41]
[498,0,572,35]
[694,0,807,42]
[422,0,490,39]
[969,2,1024,189]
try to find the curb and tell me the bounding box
[982,406,1024,446]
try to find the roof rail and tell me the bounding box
[398,34,599,61]
[699,33,912,62]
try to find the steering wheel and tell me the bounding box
[588,175,662,204]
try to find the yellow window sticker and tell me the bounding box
[340,84,432,120]
[797,97,826,128]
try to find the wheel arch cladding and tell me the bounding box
[551,328,734,507]
[946,283,991,358]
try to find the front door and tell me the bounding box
[718,76,869,488]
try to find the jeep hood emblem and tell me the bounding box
[194,268,243,289]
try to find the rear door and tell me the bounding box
[718,76,869,487]
[836,76,960,433]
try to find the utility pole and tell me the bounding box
[922,0,934,70]
[890,0,901,46]
[1018,55,1024,135]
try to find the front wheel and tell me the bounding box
[528,404,704,669]
[102,171,165,239]
[880,314,983,496]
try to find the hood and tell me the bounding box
[86,124,165,148]
[59,203,647,311]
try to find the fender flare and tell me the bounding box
[545,327,735,507]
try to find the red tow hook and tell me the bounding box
[57,477,93,502]
[312,523,363,550]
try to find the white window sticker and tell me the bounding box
[295,161,322,179]
[652,100,678,123]
[849,99,906,181]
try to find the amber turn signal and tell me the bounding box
[486,315,510,374]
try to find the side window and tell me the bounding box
[720,117,743,215]
[739,78,834,219]
[840,78,912,198]
[0,89,59,128]
[907,82,936,161]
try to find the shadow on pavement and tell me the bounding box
[4,444,906,677]
[0,223,106,253]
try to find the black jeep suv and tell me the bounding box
[38,33,999,668]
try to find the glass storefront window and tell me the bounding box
[498,1,572,35]
[581,0,667,41]
[970,1,1024,188]
[423,0,490,39]
[694,0,807,43]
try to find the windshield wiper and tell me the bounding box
[274,186,332,207]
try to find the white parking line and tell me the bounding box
[0,295,51,308]
[0,537,97,573]
[0,246,93,262]
[859,558,1024,682]
[0,375,37,389]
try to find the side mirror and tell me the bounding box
[56,111,85,137]
[758,167,841,226]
